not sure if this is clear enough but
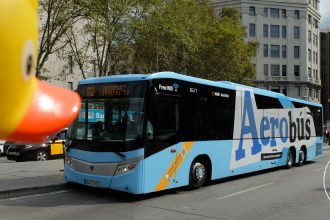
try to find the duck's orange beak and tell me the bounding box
[7,79,80,143]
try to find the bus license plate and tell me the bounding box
[84,179,100,187]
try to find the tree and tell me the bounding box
[37,0,82,78]
[133,2,258,83]
[191,7,259,82]
[133,0,211,73]
[74,0,158,77]
[64,25,92,79]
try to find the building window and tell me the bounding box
[270,8,280,18]
[263,24,268,37]
[308,30,312,43]
[316,70,318,80]
[249,6,256,16]
[316,52,318,64]
[264,7,268,17]
[68,82,73,90]
[263,44,269,57]
[316,34,318,46]
[315,0,318,10]
[313,51,315,63]
[282,65,287,76]
[264,64,269,76]
[313,18,319,28]
[270,25,280,38]
[271,45,280,57]
[282,26,286,38]
[271,86,280,93]
[313,33,316,45]
[308,14,312,24]
[294,46,300,58]
[271,64,280,76]
[282,45,286,58]
[308,68,312,77]
[308,49,311,61]
[249,23,256,37]
[294,26,300,39]
[281,9,286,18]
[68,55,73,74]
[294,65,300,77]
[293,86,301,97]
[294,10,300,19]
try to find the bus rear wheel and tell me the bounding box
[189,159,207,189]
[298,149,306,166]
[286,149,294,169]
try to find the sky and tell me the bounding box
[320,0,330,29]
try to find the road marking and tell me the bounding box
[216,183,274,201]
[313,167,326,172]
[9,190,69,200]
[323,159,330,201]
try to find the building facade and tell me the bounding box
[212,0,321,103]
[320,30,330,123]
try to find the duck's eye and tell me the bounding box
[21,40,35,81]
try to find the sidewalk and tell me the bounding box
[0,159,66,199]
[0,144,329,200]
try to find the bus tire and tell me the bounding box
[189,159,207,189]
[286,149,294,169]
[298,148,306,166]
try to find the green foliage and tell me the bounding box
[37,0,82,79]
[61,0,257,83]
[132,1,258,83]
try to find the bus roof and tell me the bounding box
[79,72,322,107]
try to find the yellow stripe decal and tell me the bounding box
[154,142,194,192]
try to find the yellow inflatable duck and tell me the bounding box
[0,0,80,143]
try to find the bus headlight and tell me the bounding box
[115,162,137,175]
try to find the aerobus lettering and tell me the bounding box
[236,90,313,161]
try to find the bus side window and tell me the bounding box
[145,93,179,155]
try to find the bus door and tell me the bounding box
[144,89,180,192]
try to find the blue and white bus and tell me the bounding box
[64,72,323,194]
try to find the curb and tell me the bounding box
[0,183,68,200]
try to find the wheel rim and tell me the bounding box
[287,151,293,167]
[192,162,206,183]
[299,150,305,164]
[37,152,47,161]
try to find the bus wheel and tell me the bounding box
[189,159,207,189]
[286,149,294,169]
[36,150,48,161]
[298,149,306,166]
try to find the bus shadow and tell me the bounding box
[0,161,318,208]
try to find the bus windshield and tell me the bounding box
[67,81,147,152]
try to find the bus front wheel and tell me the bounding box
[189,159,207,189]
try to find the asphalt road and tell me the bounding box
[1,151,330,220]
[0,156,16,164]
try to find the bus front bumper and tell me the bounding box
[64,156,144,194]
